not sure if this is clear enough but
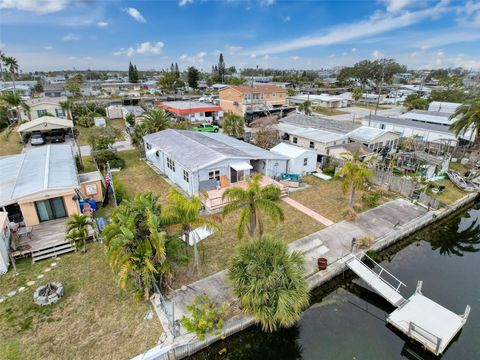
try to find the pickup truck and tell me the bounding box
[47,129,66,143]
[192,124,219,133]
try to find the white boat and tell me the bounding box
[446,170,479,192]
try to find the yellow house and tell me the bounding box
[219,84,287,116]
[0,145,104,227]
[20,97,69,122]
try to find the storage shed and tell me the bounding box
[270,142,317,175]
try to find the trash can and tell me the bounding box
[318,257,328,271]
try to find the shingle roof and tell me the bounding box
[281,114,360,134]
[0,145,79,207]
[144,129,287,170]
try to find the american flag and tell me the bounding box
[105,167,112,188]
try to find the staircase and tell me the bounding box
[32,242,75,263]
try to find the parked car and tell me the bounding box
[30,131,45,146]
[192,124,219,133]
[48,129,65,143]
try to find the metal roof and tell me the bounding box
[345,126,397,143]
[270,142,315,159]
[160,101,221,110]
[367,115,455,134]
[144,130,287,171]
[281,114,360,134]
[17,116,73,133]
[277,123,345,144]
[0,145,79,207]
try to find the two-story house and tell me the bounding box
[219,85,287,117]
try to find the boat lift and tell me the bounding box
[345,252,471,356]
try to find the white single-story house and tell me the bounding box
[20,97,68,122]
[345,126,400,152]
[363,114,472,145]
[270,143,317,175]
[287,94,349,108]
[106,105,145,123]
[144,129,288,196]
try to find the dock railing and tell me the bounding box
[358,252,407,293]
[408,321,442,355]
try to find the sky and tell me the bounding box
[0,0,479,72]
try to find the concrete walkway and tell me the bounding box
[76,133,134,156]
[282,197,334,226]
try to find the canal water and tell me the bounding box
[190,203,480,360]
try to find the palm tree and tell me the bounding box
[59,100,72,120]
[102,192,171,298]
[65,214,92,253]
[222,173,284,239]
[161,188,217,274]
[352,87,362,102]
[1,90,29,123]
[3,56,18,91]
[223,112,245,138]
[449,99,480,150]
[131,108,172,151]
[337,155,373,209]
[229,234,310,332]
[298,100,312,115]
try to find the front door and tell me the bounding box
[35,197,67,222]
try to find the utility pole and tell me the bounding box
[374,59,385,116]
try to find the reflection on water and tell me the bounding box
[428,208,480,256]
[189,203,480,360]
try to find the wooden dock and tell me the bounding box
[345,253,470,356]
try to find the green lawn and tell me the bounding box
[0,244,161,360]
[289,175,396,223]
[428,179,468,205]
[313,107,348,116]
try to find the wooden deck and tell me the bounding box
[11,219,70,258]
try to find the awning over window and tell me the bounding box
[146,148,157,157]
[230,161,253,171]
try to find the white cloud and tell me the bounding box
[329,54,335,58]
[0,0,70,14]
[416,30,480,50]
[351,47,357,53]
[179,0,193,6]
[282,15,291,23]
[126,7,146,23]
[250,54,257,59]
[381,0,417,13]
[62,33,80,41]
[0,42,5,50]
[226,45,243,54]
[44,45,53,50]
[68,56,77,60]
[97,21,109,28]
[179,52,207,64]
[292,56,299,60]
[261,0,275,6]
[437,49,444,57]
[456,0,480,27]
[114,42,164,57]
[372,49,384,59]
[244,2,448,55]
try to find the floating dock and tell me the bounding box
[345,253,470,356]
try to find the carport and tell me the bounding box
[17,116,74,143]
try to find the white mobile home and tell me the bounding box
[144,130,288,196]
[270,143,317,175]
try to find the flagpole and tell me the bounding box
[107,162,118,207]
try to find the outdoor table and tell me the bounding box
[17,226,33,239]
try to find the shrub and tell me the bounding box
[357,235,373,249]
[112,178,129,204]
[344,207,358,221]
[74,155,84,171]
[93,150,125,171]
[180,295,227,341]
[229,235,309,332]
[362,190,381,208]
[77,115,94,128]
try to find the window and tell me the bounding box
[272,92,276,97]
[155,151,160,157]
[146,143,152,150]
[37,109,47,117]
[293,137,298,144]
[380,123,386,130]
[309,141,314,149]
[208,170,220,181]
[304,158,308,166]
[183,170,189,183]
[167,158,176,172]
[55,108,65,117]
